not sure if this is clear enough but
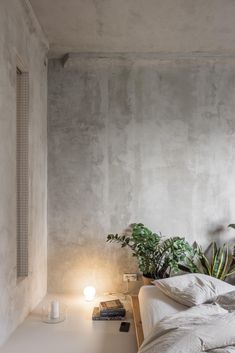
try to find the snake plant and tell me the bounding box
[185,242,235,280]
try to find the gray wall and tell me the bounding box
[48,56,235,294]
[0,0,48,345]
[30,0,235,58]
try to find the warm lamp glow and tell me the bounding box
[83,286,96,301]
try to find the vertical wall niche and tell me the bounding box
[16,63,29,278]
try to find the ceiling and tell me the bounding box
[29,0,235,58]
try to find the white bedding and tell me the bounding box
[138,285,187,337]
[138,304,235,353]
[138,283,235,353]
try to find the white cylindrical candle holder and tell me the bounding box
[42,300,67,324]
[51,300,60,319]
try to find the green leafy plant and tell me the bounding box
[156,237,198,278]
[182,242,235,280]
[106,223,196,279]
[107,223,161,278]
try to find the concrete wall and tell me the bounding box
[0,0,48,345]
[30,0,235,58]
[48,55,235,295]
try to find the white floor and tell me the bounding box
[0,294,138,353]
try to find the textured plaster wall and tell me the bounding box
[48,56,235,295]
[0,0,48,345]
[30,0,235,58]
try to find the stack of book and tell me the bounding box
[92,299,126,320]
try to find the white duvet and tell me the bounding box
[138,304,235,353]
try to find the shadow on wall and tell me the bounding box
[206,220,235,246]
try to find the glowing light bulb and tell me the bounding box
[83,286,96,301]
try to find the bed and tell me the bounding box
[131,286,186,347]
[131,274,235,353]
[138,285,187,337]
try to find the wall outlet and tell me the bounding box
[123,273,137,282]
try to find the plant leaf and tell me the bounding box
[220,245,229,280]
[225,267,235,278]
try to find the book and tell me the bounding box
[92,307,125,321]
[100,308,126,317]
[99,299,123,312]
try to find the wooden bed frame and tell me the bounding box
[131,295,144,348]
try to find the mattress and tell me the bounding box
[138,285,187,338]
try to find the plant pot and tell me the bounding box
[142,275,155,285]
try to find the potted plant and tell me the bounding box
[181,241,235,280]
[178,224,235,280]
[106,223,196,283]
[107,223,161,284]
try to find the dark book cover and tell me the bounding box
[100,308,126,317]
[92,307,125,321]
[99,299,124,312]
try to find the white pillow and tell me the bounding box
[152,273,234,307]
